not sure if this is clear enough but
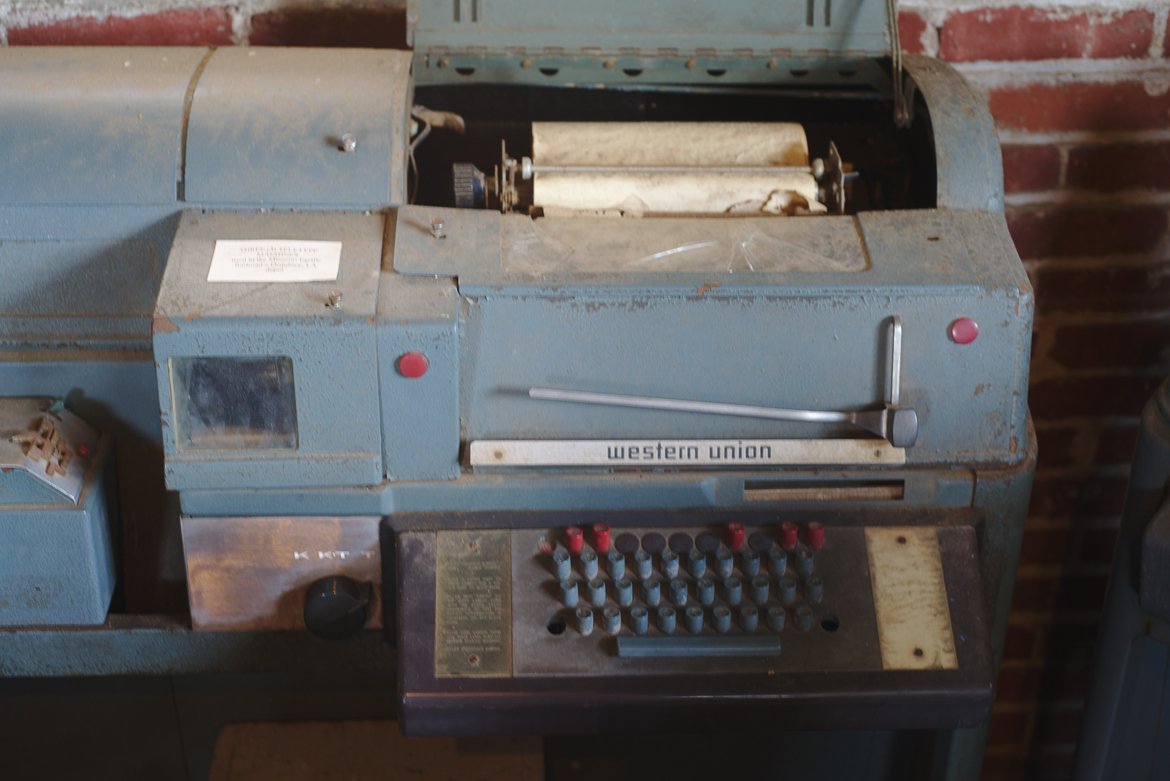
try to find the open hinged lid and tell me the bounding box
[408,0,892,58]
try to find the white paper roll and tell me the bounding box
[531,122,824,215]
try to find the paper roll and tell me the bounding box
[531,122,824,215]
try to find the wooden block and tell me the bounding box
[182,515,382,631]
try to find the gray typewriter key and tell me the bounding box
[713,605,732,634]
[615,533,640,555]
[696,577,715,606]
[695,531,721,554]
[607,550,626,580]
[739,605,759,632]
[587,578,606,608]
[670,578,688,607]
[749,531,774,553]
[668,533,693,554]
[778,575,798,606]
[552,549,572,581]
[643,577,662,607]
[715,548,734,579]
[687,548,707,578]
[767,605,786,632]
[630,606,650,635]
[767,548,787,577]
[661,549,680,579]
[580,549,599,579]
[657,605,677,634]
[750,576,770,605]
[634,550,653,580]
[560,578,579,608]
[724,576,743,606]
[685,605,704,634]
[795,604,814,632]
[741,550,761,578]
[641,532,666,555]
[615,577,634,607]
[576,606,594,636]
[794,545,814,579]
[806,575,825,605]
[603,606,622,635]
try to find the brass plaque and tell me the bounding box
[865,527,958,670]
[435,530,512,678]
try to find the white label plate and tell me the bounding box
[470,439,904,467]
[207,240,342,282]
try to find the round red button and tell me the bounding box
[949,318,979,345]
[397,352,429,378]
[592,523,611,554]
[780,521,799,551]
[565,526,585,555]
[807,522,826,552]
[727,522,746,552]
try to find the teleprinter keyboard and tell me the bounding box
[395,509,994,734]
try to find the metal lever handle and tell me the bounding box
[528,388,918,448]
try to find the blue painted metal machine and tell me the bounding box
[0,2,1034,779]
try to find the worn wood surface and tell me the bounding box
[183,515,382,631]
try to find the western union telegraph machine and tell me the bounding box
[0,0,1034,778]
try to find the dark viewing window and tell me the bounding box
[171,356,297,451]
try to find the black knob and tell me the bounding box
[303,575,371,639]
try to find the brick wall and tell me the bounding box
[896,3,1170,778]
[3,1,1170,779]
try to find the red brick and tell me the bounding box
[987,709,1032,748]
[8,9,232,46]
[1003,625,1037,661]
[1030,376,1162,419]
[996,665,1046,701]
[941,7,1154,62]
[1051,319,1170,372]
[897,10,929,55]
[1067,141,1170,192]
[1029,262,1170,313]
[990,81,1170,133]
[1020,527,1074,567]
[1001,144,1061,194]
[1028,476,1129,518]
[1007,206,1168,259]
[1094,425,1140,465]
[1036,426,1080,468]
[249,7,407,48]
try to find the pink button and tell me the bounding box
[949,318,979,345]
[398,352,429,378]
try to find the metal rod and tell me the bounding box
[529,164,815,175]
[528,387,848,424]
[888,315,902,406]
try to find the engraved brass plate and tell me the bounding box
[435,530,512,678]
[865,527,958,670]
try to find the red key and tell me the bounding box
[592,523,611,554]
[727,522,746,552]
[780,521,799,551]
[807,522,826,552]
[565,526,585,555]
